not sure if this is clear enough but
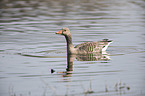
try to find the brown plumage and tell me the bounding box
[56,27,112,55]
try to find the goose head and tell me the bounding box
[56,27,71,36]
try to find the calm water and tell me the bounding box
[0,0,145,96]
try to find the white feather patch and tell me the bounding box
[102,42,112,51]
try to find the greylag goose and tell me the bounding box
[56,27,112,54]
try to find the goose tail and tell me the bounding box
[101,39,113,52]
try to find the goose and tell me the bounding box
[56,27,112,55]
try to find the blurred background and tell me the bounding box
[0,0,145,96]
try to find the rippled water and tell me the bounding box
[0,0,145,96]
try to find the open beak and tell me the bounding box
[56,30,63,34]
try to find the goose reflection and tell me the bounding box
[53,52,111,77]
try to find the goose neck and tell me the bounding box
[65,35,75,54]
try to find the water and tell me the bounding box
[0,0,145,96]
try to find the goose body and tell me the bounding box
[56,27,112,55]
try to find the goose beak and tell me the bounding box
[56,30,62,34]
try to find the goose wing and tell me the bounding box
[75,42,100,53]
[75,39,112,53]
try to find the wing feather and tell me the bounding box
[75,39,112,53]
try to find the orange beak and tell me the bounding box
[56,30,63,34]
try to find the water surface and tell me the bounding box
[0,0,145,96]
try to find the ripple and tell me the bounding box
[17,52,66,58]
